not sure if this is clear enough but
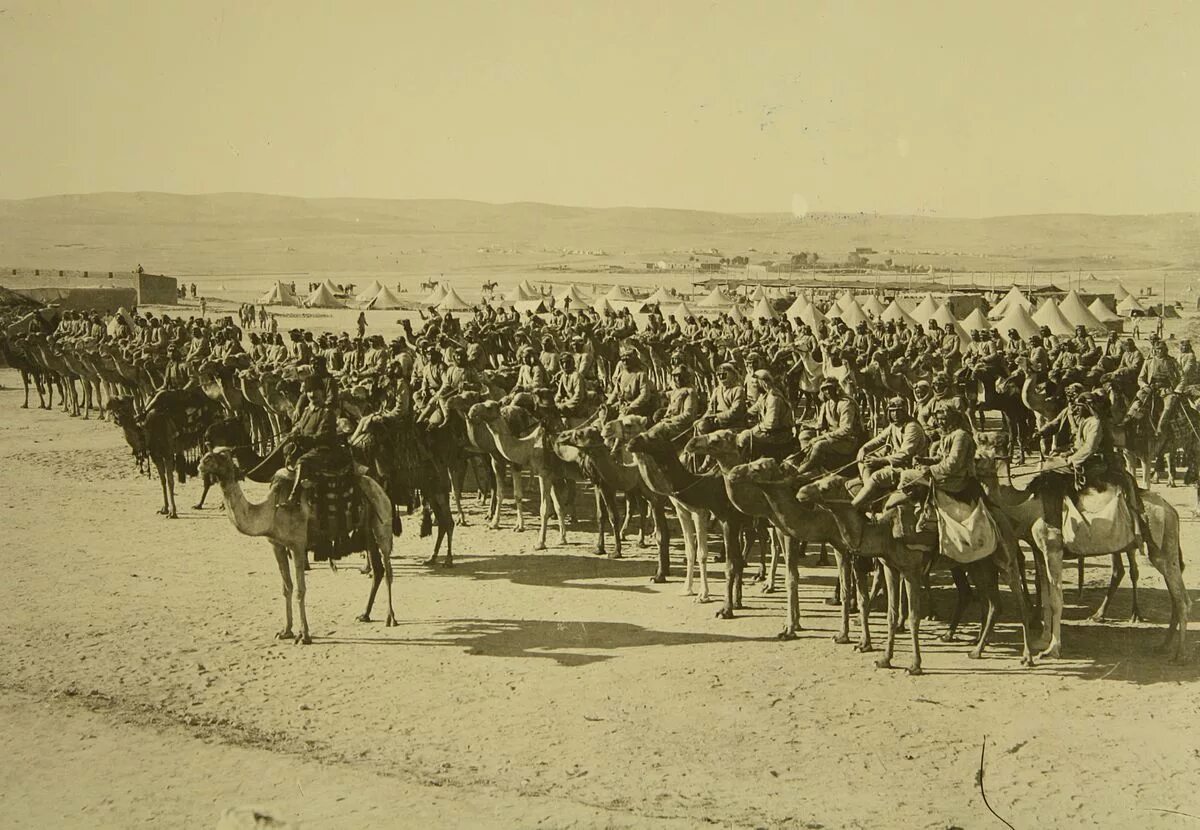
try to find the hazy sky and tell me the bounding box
[1,1,1197,216]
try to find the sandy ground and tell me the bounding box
[1,366,1199,828]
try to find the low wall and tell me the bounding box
[1,268,177,305]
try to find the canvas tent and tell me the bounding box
[838,301,869,328]
[698,287,733,308]
[749,285,769,303]
[1116,294,1147,316]
[880,300,917,327]
[355,280,384,303]
[304,283,345,308]
[751,297,777,320]
[993,302,1042,341]
[727,305,747,324]
[555,284,590,306]
[1057,290,1107,332]
[513,299,549,315]
[860,295,886,318]
[437,287,472,311]
[592,296,616,316]
[645,286,677,304]
[988,285,1033,320]
[367,285,407,310]
[1087,297,1122,324]
[910,294,940,324]
[960,308,991,334]
[929,303,970,344]
[785,294,809,319]
[799,303,825,330]
[1032,297,1075,336]
[421,283,447,305]
[258,281,300,306]
[1112,283,1131,301]
[670,301,698,319]
[504,283,538,303]
[605,284,634,302]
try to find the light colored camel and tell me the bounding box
[198,448,397,644]
[974,449,1190,662]
[447,395,526,532]
[468,400,571,550]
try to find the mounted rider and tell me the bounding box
[850,396,929,511]
[790,376,862,479]
[736,369,794,459]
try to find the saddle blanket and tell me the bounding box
[1062,488,1136,555]
[933,490,998,564]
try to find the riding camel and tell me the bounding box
[446,394,527,532]
[198,448,397,644]
[109,396,183,518]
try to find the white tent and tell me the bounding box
[860,295,886,318]
[910,294,940,324]
[670,301,698,319]
[880,300,917,327]
[929,303,970,345]
[698,287,733,308]
[513,299,550,315]
[355,280,384,303]
[437,287,472,311]
[367,285,407,310]
[421,283,448,305]
[727,305,747,324]
[838,301,869,328]
[605,284,634,302]
[593,296,616,315]
[645,286,677,304]
[960,308,991,334]
[987,285,1033,320]
[785,294,810,319]
[555,284,590,306]
[993,302,1042,341]
[1032,297,1075,336]
[799,303,826,330]
[749,285,769,303]
[751,297,778,320]
[519,280,540,296]
[836,290,857,311]
[1088,297,1122,323]
[257,281,300,306]
[1117,294,1147,316]
[1112,283,1131,301]
[304,283,345,309]
[504,283,538,303]
[1058,290,1107,332]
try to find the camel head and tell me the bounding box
[625,430,673,457]
[794,473,853,505]
[467,400,501,423]
[558,426,605,451]
[728,457,788,486]
[683,429,737,459]
[107,396,137,427]
[198,447,239,481]
[606,415,647,448]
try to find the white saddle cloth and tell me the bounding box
[934,490,998,564]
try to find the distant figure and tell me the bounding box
[190,282,197,298]
[356,311,367,339]
[269,313,278,335]
[199,297,207,317]
[135,263,144,275]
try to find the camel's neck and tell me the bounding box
[486,420,536,463]
[631,452,676,497]
[215,475,278,538]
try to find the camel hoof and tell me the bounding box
[1088,612,1106,623]
[192,503,204,510]
[650,574,666,583]
[713,554,726,564]
[166,513,178,520]
[968,649,983,660]
[695,594,712,604]
[760,584,777,594]
[680,588,695,597]
[294,633,312,645]
[1129,613,1147,624]
[275,629,294,641]
[422,557,439,567]
[874,657,893,669]
[906,665,924,676]
[940,633,955,643]
[854,642,875,653]
[386,617,398,628]
[441,561,454,569]
[823,597,841,606]
[715,609,735,620]
[832,634,851,645]
[1038,647,1060,660]
[777,630,798,641]
[594,548,606,556]
[356,613,371,623]
[751,572,766,583]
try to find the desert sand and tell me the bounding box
[0,367,1198,828]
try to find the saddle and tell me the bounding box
[271,460,368,561]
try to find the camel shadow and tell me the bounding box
[394,553,673,593]
[389,617,766,665]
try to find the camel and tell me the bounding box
[109,396,182,518]
[682,430,786,594]
[1122,388,1200,489]
[786,471,1035,673]
[622,425,750,616]
[468,400,573,550]
[198,448,397,644]
[973,441,1190,662]
[0,334,48,408]
[447,394,527,532]
[554,425,671,581]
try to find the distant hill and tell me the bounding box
[0,192,1197,278]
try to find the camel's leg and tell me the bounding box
[593,488,607,555]
[1036,528,1064,658]
[876,565,900,669]
[193,474,214,510]
[676,503,697,596]
[766,529,782,592]
[967,561,1002,659]
[451,459,468,526]
[536,476,552,550]
[291,547,312,644]
[547,479,568,547]
[778,536,803,640]
[511,467,526,532]
[272,543,295,640]
[651,500,670,583]
[1091,553,1126,622]
[694,509,711,603]
[830,550,852,644]
[165,458,179,519]
[598,484,623,559]
[941,568,973,642]
[488,458,504,529]
[904,575,924,675]
[155,458,171,515]
[852,555,874,651]
[716,520,743,619]
[1127,550,1144,623]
